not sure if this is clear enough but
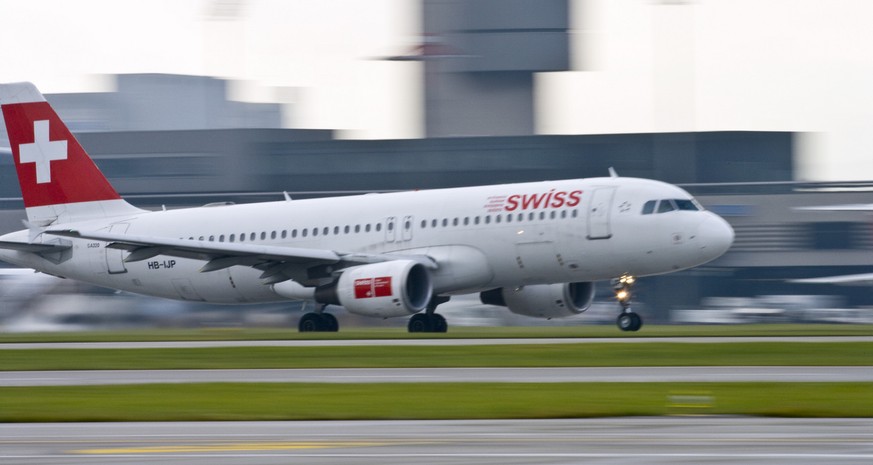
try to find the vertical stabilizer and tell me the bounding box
[0,82,143,225]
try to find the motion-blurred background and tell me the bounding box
[2,0,873,330]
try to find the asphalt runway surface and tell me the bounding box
[3,418,872,464]
[2,366,871,386]
[3,335,873,349]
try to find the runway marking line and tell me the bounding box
[72,441,389,454]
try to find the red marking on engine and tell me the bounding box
[354,277,393,299]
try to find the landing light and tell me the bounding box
[616,290,630,302]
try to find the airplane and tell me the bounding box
[0,81,734,332]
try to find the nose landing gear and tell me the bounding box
[613,274,642,332]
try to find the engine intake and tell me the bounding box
[480,282,595,318]
[315,260,432,318]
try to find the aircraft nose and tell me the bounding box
[698,213,734,261]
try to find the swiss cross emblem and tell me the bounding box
[18,120,68,184]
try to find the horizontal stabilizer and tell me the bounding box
[0,240,71,253]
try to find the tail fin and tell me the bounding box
[0,82,142,225]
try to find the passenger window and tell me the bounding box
[496,215,502,223]
[560,210,567,219]
[539,211,545,220]
[229,234,235,242]
[463,217,469,226]
[642,200,656,215]
[219,235,225,242]
[528,212,535,221]
[344,225,350,234]
[281,230,287,239]
[302,229,308,237]
[355,225,361,233]
[506,214,512,223]
[485,216,491,224]
[431,219,437,228]
[375,223,381,232]
[334,226,339,235]
[572,210,578,218]
[313,228,319,237]
[657,199,677,213]
[474,216,480,225]
[238,234,244,242]
[365,224,371,232]
[271,231,277,239]
[442,219,448,227]
[292,229,298,238]
[250,233,256,241]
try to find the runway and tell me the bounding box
[2,335,873,349]
[2,366,870,386]
[2,418,871,464]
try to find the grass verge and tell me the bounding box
[1,382,870,422]
[1,342,871,370]
[1,324,872,343]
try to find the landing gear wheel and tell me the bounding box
[407,313,448,333]
[617,312,642,332]
[408,313,431,332]
[613,274,642,332]
[298,312,339,332]
[408,295,450,333]
[432,314,448,333]
[321,313,339,332]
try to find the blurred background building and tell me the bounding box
[1,0,872,329]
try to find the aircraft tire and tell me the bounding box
[408,313,431,332]
[321,313,339,332]
[299,312,327,332]
[617,312,642,332]
[432,314,448,333]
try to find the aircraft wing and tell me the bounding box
[789,273,873,286]
[45,229,436,285]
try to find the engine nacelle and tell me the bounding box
[314,260,432,318]
[480,282,595,318]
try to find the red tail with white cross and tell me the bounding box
[1,82,139,224]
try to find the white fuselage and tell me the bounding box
[0,177,733,304]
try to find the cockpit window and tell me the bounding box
[657,199,676,213]
[641,200,656,215]
[674,199,700,211]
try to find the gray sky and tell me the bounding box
[2,0,873,180]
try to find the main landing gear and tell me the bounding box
[408,296,449,333]
[613,274,642,332]
[298,305,339,332]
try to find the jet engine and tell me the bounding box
[314,260,432,318]
[480,282,595,318]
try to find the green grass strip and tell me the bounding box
[1,342,871,371]
[1,382,870,422]
[2,324,872,343]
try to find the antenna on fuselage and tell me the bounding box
[608,167,619,178]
